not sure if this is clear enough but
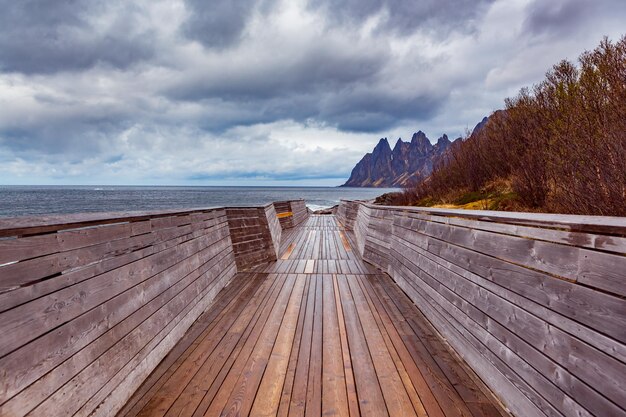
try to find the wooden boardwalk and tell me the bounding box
[118,215,509,417]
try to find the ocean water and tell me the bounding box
[0,186,398,218]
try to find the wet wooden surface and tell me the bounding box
[119,215,509,417]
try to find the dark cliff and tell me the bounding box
[342,131,456,187]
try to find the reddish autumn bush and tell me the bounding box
[400,36,626,216]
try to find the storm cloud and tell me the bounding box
[0,0,156,74]
[308,0,496,35]
[1,0,625,185]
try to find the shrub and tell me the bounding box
[398,36,626,216]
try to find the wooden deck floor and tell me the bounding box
[118,215,509,417]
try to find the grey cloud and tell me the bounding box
[182,0,275,48]
[167,40,388,101]
[309,0,496,36]
[320,89,444,132]
[0,0,155,74]
[1,127,119,162]
[2,0,625,185]
[523,0,591,37]
[160,32,446,133]
[0,111,132,159]
[166,85,445,134]
[523,0,626,39]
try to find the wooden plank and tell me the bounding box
[390,229,626,362]
[396,215,626,297]
[310,230,319,260]
[362,276,506,417]
[0,237,232,409]
[121,273,262,417]
[328,231,340,260]
[164,273,288,417]
[345,274,417,417]
[416,211,626,254]
[0,233,59,266]
[202,273,297,416]
[368,274,500,417]
[392,247,622,416]
[0,242,154,313]
[339,230,352,252]
[294,260,306,274]
[306,274,323,417]
[277,275,312,417]
[358,201,626,235]
[411,254,571,417]
[117,273,256,417]
[387,269,547,417]
[75,262,236,417]
[392,221,626,346]
[288,272,316,417]
[249,274,307,415]
[336,274,389,417]
[0,208,226,238]
[281,243,296,260]
[0,214,222,274]
[321,274,350,417]
[22,254,234,417]
[0,219,227,307]
[301,231,313,260]
[356,275,435,417]
[332,275,360,417]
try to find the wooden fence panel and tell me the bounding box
[273,199,309,230]
[226,205,282,271]
[0,200,305,417]
[336,199,360,231]
[337,200,626,417]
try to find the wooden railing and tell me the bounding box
[226,204,282,271]
[0,200,308,417]
[337,200,626,417]
[272,199,309,229]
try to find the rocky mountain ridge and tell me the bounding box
[342,117,489,188]
[342,131,460,187]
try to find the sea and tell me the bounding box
[0,185,398,218]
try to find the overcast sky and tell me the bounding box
[1,0,624,186]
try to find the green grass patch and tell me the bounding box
[413,196,437,207]
[487,191,520,210]
[453,191,488,206]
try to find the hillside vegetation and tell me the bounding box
[391,36,626,216]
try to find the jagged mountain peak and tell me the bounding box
[392,137,409,153]
[471,116,489,137]
[343,129,442,187]
[409,131,433,155]
[410,130,428,144]
[375,137,391,148]
[372,137,392,160]
[342,120,486,188]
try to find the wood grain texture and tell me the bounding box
[337,200,626,417]
[120,215,508,417]
[274,200,309,230]
[0,201,304,417]
[7,199,617,417]
[225,205,283,271]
